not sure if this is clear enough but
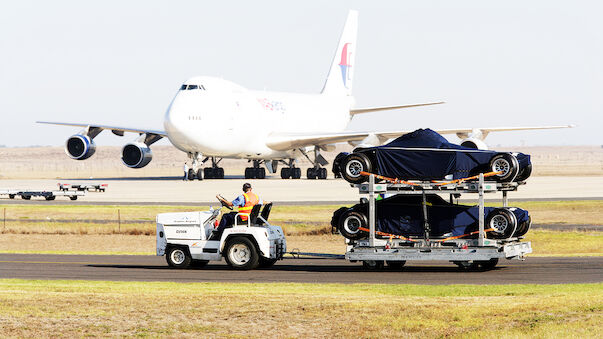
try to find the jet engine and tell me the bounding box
[121,142,153,168]
[460,138,488,150]
[65,134,96,160]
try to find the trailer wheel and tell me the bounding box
[70,196,78,201]
[453,261,478,270]
[225,237,259,270]
[475,258,499,270]
[386,261,406,270]
[338,211,368,240]
[45,196,56,201]
[8,194,15,199]
[258,257,278,268]
[341,153,372,184]
[166,247,192,268]
[22,195,31,200]
[489,153,519,182]
[362,260,384,270]
[486,208,517,239]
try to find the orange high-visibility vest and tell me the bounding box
[238,192,259,221]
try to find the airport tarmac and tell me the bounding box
[0,254,601,284]
[0,176,601,204]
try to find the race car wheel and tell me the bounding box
[486,208,517,239]
[514,215,532,237]
[338,210,368,240]
[341,153,372,184]
[166,246,192,268]
[386,261,406,270]
[225,237,260,270]
[516,163,533,182]
[489,153,519,182]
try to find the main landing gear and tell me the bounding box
[204,157,225,179]
[186,153,225,180]
[245,160,266,179]
[300,147,328,180]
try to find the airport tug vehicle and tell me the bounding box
[335,173,532,270]
[156,199,286,270]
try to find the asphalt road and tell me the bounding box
[1,254,601,285]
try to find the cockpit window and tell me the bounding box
[180,84,206,91]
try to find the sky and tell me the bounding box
[0,0,601,147]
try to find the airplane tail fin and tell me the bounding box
[321,10,358,96]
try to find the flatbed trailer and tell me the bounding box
[57,183,108,192]
[344,174,532,270]
[0,189,85,201]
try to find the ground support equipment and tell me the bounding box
[0,189,86,201]
[344,174,532,269]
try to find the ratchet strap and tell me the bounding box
[359,171,420,186]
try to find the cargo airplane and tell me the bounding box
[39,10,571,180]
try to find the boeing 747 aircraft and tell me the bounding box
[39,10,570,180]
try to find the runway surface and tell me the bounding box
[1,176,602,204]
[1,254,601,285]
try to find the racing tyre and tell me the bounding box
[196,168,203,180]
[307,168,316,179]
[514,215,532,237]
[225,237,260,270]
[362,260,384,270]
[486,208,517,239]
[188,168,196,180]
[489,153,519,182]
[516,163,532,182]
[258,257,278,268]
[280,168,291,179]
[338,210,368,240]
[341,153,372,184]
[386,261,406,270]
[166,246,192,268]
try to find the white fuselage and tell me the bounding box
[164,76,353,160]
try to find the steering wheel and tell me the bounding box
[217,194,233,210]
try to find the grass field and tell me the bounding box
[0,279,601,338]
[0,201,600,256]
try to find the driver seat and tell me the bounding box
[236,204,262,226]
[257,203,273,225]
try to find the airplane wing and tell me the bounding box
[266,125,574,151]
[36,121,167,137]
[350,102,444,115]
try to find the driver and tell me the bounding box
[215,183,266,237]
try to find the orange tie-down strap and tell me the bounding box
[359,171,420,186]
[358,226,494,242]
[359,171,502,187]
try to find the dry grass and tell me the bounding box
[0,279,600,338]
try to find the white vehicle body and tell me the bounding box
[156,209,286,269]
[38,10,571,178]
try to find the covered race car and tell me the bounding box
[331,194,531,240]
[333,129,532,184]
